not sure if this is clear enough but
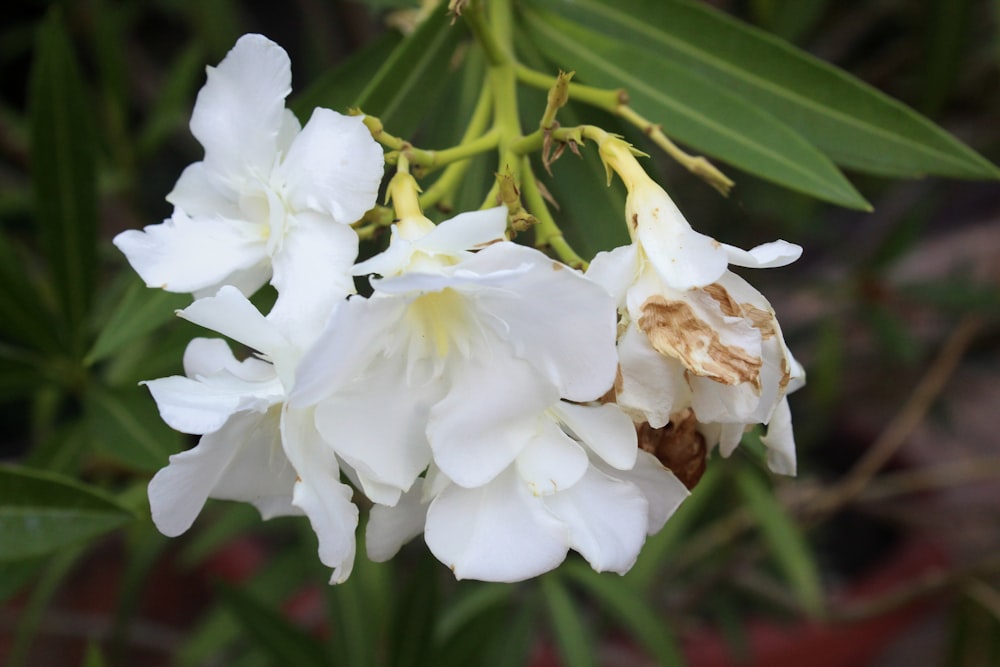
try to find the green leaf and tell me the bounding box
[735,465,824,616]
[291,30,404,119]
[85,386,180,472]
[354,7,468,138]
[0,233,59,352]
[388,552,439,667]
[521,8,871,210]
[540,573,596,667]
[564,561,685,666]
[525,0,1000,180]
[137,42,206,158]
[29,10,99,353]
[0,465,135,561]
[624,461,725,590]
[217,581,331,667]
[86,275,189,365]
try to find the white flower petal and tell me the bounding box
[280,109,383,224]
[418,206,508,254]
[167,162,241,219]
[616,324,689,428]
[269,212,358,348]
[553,401,638,471]
[468,243,619,402]
[143,373,277,434]
[425,467,569,582]
[182,337,273,382]
[113,209,267,295]
[291,296,408,406]
[149,408,295,536]
[428,353,558,489]
[761,397,797,476]
[190,34,291,181]
[723,240,802,269]
[586,244,639,305]
[281,406,359,584]
[366,479,428,562]
[179,286,290,361]
[544,466,648,574]
[514,418,588,496]
[629,184,728,290]
[598,450,689,534]
[313,353,434,496]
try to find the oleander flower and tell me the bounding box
[365,402,690,582]
[588,179,804,474]
[144,287,360,582]
[290,205,621,507]
[114,34,383,342]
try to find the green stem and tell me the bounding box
[420,82,495,211]
[515,64,625,112]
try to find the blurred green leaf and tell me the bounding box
[292,30,404,119]
[0,234,59,352]
[735,465,824,617]
[541,573,596,667]
[137,42,206,158]
[354,6,468,138]
[388,552,439,667]
[0,557,45,602]
[0,348,46,401]
[5,547,82,667]
[947,581,1000,666]
[0,465,135,561]
[86,275,189,366]
[525,0,1000,180]
[625,461,724,589]
[84,643,110,667]
[29,10,99,354]
[435,581,512,644]
[565,560,685,666]
[86,385,180,472]
[217,581,331,667]
[522,8,871,210]
[919,0,974,117]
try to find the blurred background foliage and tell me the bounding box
[1,0,999,665]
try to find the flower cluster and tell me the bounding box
[117,35,803,584]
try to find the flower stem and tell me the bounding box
[617,105,734,195]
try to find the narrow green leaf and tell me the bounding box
[522,8,871,210]
[217,582,331,667]
[86,275,189,365]
[525,0,1000,179]
[735,466,824,616]
[540,573,596,667]
[0,348,46,401]
[29,10,99,352]
[565,561,685,666]
[354,7,468,138]
[86,385,180,473]
[0,465,136,561]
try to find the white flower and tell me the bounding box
[290,207,621,507]
[144,287,359,582]
[113,34,383,341]
[365,402,689,582]
[589,183,805,474]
